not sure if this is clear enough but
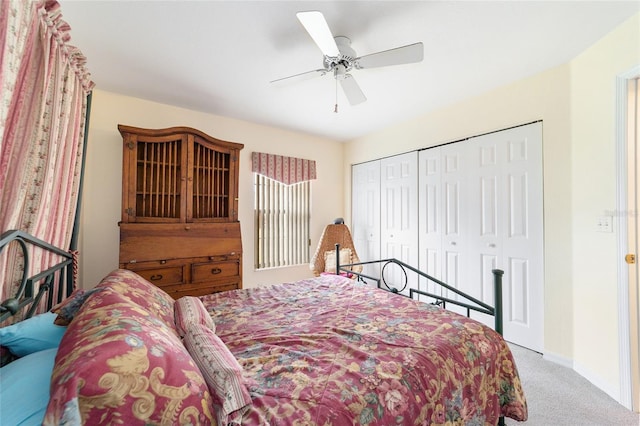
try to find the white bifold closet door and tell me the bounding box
[352,152,419,293]
[418,122,543,352]
[379,152,419,295]
[352,122,543,352]
[418,142,471,304]
[351,160,381,282]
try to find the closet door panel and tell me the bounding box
[418,148,442,302]
[380,152,418,295]
[468,122,543,350]
[467,135,503,326]
[351,161,381,282]
[501,122,544,352]
[440,144,469,311]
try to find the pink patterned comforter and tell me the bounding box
[201,275,527,425]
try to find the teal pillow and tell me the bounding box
[0,347,57,425]
[0,312,66,357]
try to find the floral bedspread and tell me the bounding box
[200,275,527,425]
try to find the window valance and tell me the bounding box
[251,152,316,185]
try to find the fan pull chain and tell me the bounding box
[334,73,338,113]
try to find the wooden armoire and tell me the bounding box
[117,125,244,299]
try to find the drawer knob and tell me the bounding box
[211,268,222,275]
[185,226,191,230]
[150,274,163,281]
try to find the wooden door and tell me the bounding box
[188,135,238,223]
[122,132,188,223]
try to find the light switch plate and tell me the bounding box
[596,216,613,232]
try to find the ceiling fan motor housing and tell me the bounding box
[324,36,356,77]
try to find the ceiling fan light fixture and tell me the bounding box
[275,11,424,109]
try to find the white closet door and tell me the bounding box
[418,144,470,312]
[418,147,442,302]
[351,161,381,282]
[380,152,419,295]
[501,123,544,351]
[468,122,544,351]
[467,134,504,327]
[353,123,543,351]
[439,143,470,313]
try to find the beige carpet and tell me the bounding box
[505,343,639,426]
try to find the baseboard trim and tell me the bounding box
[542,350,621,403]
[574,360,620,403]
[542,350,573,369]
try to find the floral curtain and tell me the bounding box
[251,152,317,185]
[0,0,94,307]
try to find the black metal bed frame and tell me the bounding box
[0,230,75,323]
[334,243,505,335]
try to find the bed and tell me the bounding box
[0,231,527,425]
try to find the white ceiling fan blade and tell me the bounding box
[340,75,367,105]
[356,42,424,69]
[296,11,340,57]
[270,68,326,85]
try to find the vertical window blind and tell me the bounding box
[252,153,316,269]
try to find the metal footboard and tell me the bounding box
[335,243,504,335]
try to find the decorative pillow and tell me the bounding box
[0,312,66,356]
[51,287,104,325]
[0,347,57,426]
[43,286,214,425]
[175,296,215,337]
[96,269,176,333]
[184,324,252,425]
[324,247,352,273]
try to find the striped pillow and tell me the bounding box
[183,324,251,424]
[174,296,215,337]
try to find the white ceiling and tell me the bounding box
[60,1,639,142]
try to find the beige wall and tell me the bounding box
[570,13,639,398]
[79,90,344,290]
[343,12,639,403]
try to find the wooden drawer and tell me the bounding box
[161,282,240,299]
[192,260,239,283]
[119,222,242,263]
[130,265,184,286]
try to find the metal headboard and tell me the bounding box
[0,230,74,323]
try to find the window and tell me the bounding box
[251,152,316,270]
[254,175,310,269]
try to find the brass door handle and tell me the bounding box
[625,254,636,264]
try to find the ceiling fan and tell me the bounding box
[272,11,424,112]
